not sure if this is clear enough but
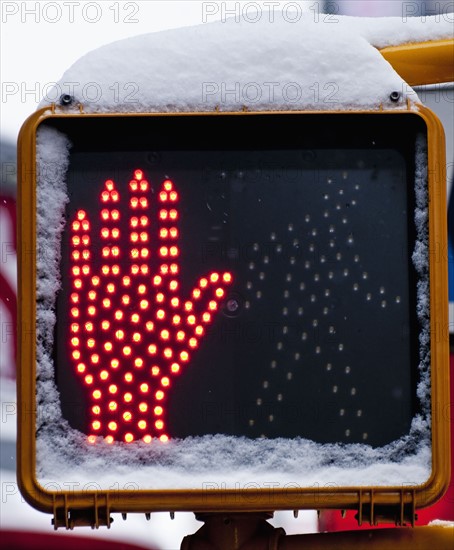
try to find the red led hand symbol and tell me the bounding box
[69,169,232,443]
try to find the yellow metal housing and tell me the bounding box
[17,105,449,528]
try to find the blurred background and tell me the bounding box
[1,1,453,548]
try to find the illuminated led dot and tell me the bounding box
[115,310,123,321]
[111,359,120,369]
[160,228,168,238]
[159,210,168,221]
[87,338,95,348]
[155,420,164,430]
[105,436,114,444]
[180,351,189,362]
[102,320,110,330]
[143,435,152,443]
[159,191,168,202]
[108,421,117,431]
[122,276,131,287]
[139,198,148,208]
[130,197,139,208]
[112,265,120,275]
[163,348,173,359]
[77,363,86,373]
[72,266,81,277]
[92,420,101,431]
[131,265,139,275]
[170,246,178,257]
[153,276,162,286]
[169,210,178,221]
[156,390,164,400]
[72,221,81,231]
[77,210,86,221]
[139,402,148,412]
[140,216,148,226]
[92,276,100,286]
[101,191,110,202]
[160,265,169,275]
[124,392,133,403]
[91,354,100,364]
[108,401,117,411]
[131,313,140,323]
[100,370,109,380]
[140,383,149,393]
[146,321,154,331]
[159,246,168,257]
[88,436,96,444]
[187,315,196,325]
[140,248,149,259]
[163,180,173,191]
[71,322,80,333]
[154,293,164,304]
[148,344,157,355]
[72,251,80,261]
[125,372,133,383]
[151,366,160,376]
[72,236,81,246]
[71,308,79,318]
[215,288,225,298]
[123,346,132,356]
[160,435,169,443]
[138,284,146,294]
[85,322,93,332]
[135,169,143,180]
[130,217,139,228]
[169,191,178,202]
[92,405,101,415]
[85,374,93,385]
[132,332,141,343]
[161,377,170,387]
[71,337,79,347]
[106,283,115,294]
[102,247,110,258]
[195,325,204,336]
[111,191,119,202]
[123,411,132,422]
[189,338,198,349]
[131,248,140,259]
[140,300,149,310]
[208,301,217,311]
[88,290,96,300]
[101,209,109,220]
[82,265,90,275]
[109,385,118,394]
[160,329,170,340]
[125,433,134,443]
[156,309,165,320]
[140,265,149,275]
[81,235,90,246]
[172,315,181,326]
[171,297,179,307]
[104,342,113,352]
[134,358,144,368]
[138,420,147,430]
[223,273,232,283]
[93,390,101,400]
[170,264,178,274]
[177,331,185,341]
[202,312,211,323]
[171,363,180,374]
[74,279,82,290]
[122,295,131,306]
[102,298,111,308]
[72,351,81,361]
[169,228,178,239]
[184,302,193,312]
[111,210,120,221]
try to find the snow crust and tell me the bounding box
[33,16,438,491]
[38,14,453,114]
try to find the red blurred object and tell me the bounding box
[0,530,156,550]
[320,354,454,531]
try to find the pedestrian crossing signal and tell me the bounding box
[17,106,449,526]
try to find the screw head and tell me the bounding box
[60,94,74,106]
[389,91,401,102]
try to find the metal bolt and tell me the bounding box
[60,94,73,106]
